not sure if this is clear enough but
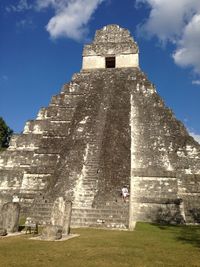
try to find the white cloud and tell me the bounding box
[6,0,33,13]
[5,0,104,41]
[173,14,200,73]
[16,19,34,29]
[36,0,105,40]
[190,132,200,144]
[192,80,200,86]
[136,0,200,74]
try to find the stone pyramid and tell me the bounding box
[0,25,200,229]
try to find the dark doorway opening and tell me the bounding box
[106,57,116,68]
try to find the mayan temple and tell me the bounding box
[0,25,200,230]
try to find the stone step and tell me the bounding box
[87,148,100,152]
[34,204,53,208]
[71,219,128,229]
[71,223,128,230]
[72,208,128,214]
[84,170,99,175]
[32,209,51,214]
[32,216,51,221]
[72,210,128,216]
[19,192,39,198]
[32,206,53,210]
[72,202,94,207]
[80,184,97,188]
[85,161,99,164]
[86,158,99,162]
[80,188,97,192]
[72,206,129,211]
[71,213,128,220]
[74,200,94,204]
[74,194,95,197]
[31,206,52,212]
[81,178,98,182]
[73,202,94,206]
[71,218,128,224]
[71,210,129,217]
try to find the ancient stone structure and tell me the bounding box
[51,197,72,234]
[0,202,20,233]
[0,25,200,229]
[41,225,62,241]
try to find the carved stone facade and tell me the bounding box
[0,25,200,229]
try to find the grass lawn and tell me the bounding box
[0,223,200,267]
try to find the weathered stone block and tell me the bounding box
[1,202,20,233]
[41,225,62,240]
[51,197,72,235]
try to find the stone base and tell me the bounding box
[0,228,7,236]
[30,234,80,242]
[41,225,62,241]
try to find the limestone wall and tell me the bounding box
[116,54,139,68]
[82,54,139,70]
[128,70,200,224]
[82,56,105,69]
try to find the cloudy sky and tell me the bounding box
[0,0,200,142]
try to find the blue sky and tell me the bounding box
[0,0,200,142]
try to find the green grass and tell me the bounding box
[0,223,200,267]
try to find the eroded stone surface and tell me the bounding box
[1,202,20,233]
[0,25,200,228]
[51,197,72,235]
[41,225,62,241]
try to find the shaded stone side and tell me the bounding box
[128,70,200,224]
[94,71,131,205]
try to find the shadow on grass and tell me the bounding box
[151,223,200,248]
[176,225,200,248]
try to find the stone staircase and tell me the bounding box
[71,202,129,229]
[72,78,110,209]
[29,196,53,224]
[71,74,131,229]
[20,71,132,229]
[72,140,100,208]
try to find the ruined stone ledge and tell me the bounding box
[26,167,55,174]
[177,173,200,179]
[81,67,139,74]
[0,165,31,171]
[132,197,182,205]
[132,168,177,178]
[179,193,200,196]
